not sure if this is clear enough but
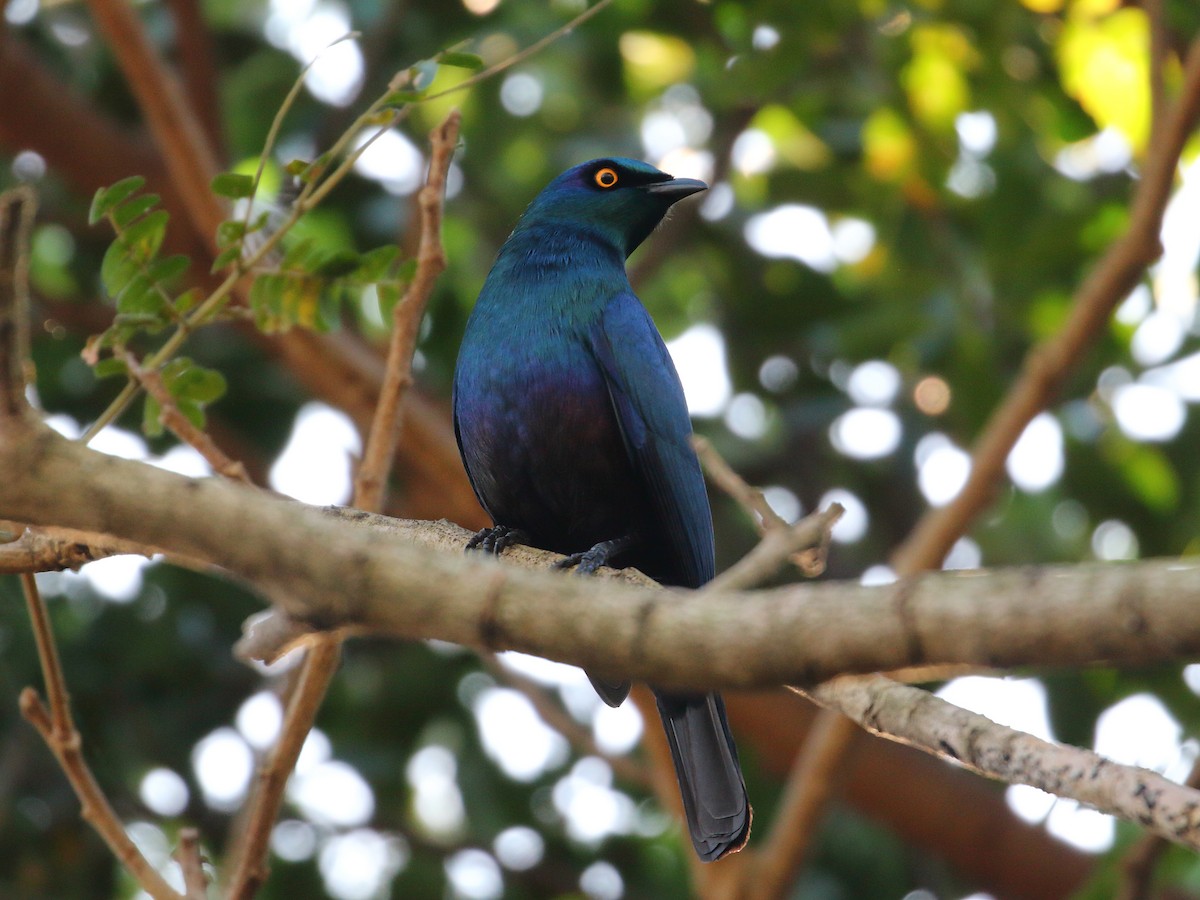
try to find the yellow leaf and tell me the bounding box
[862,108,917,181]
[903,25,978,131]
[619,31,696,94]
[1057,8,1150,150]
[751,106,832,171]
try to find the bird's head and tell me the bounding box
[517,158,707,258]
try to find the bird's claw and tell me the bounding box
[554,536,633,575]
[466,525,527,555]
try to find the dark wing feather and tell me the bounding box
[589,291,715,589]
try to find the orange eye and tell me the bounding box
[594,167,619,189]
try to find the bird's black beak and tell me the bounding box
[644,177,708,201]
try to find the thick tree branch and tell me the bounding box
[0,185,34,420]
[5,428,1200,691]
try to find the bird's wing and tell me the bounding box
[590,291,715,588]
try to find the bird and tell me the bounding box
[452,157,750,862]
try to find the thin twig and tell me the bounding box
[0,527,111,574]
[175,827,209,900]
[19,574,184,900]
[705,505,841,593]
[693,436,832,577]
[418,0,615,107]
[224,635,340,900]
[692,435,786,530]
[126,353,251,483]
[354,110,461,509]
[225,110,461,899]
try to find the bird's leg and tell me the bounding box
[554,535,635,575]
[466,525,528,555]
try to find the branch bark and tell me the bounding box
[5,428,1200,691]
[801,677,1200,853]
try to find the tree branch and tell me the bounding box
[224,636,340,900]
[0,185,34,421]
[126,353,251,484]
[0,526,115,574]
[175,827,209,900]
[354,110,460,510]
[801,676,1200,853]
[6,428,1200,691]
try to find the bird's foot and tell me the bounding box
[554,535,634,575]
[466,525,528,555]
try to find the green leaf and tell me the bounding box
[281,238,317,270]
[115,273,164,316]
[382,89,423,107]
[162,358,228,405]
[217,219,247,248]
[250,274,287,330]
[311,248,361,278]
[211,245,243,272]
[112,194,162,228]
[142,394,164,438]
[93,358,129,379]
[123,209,170,263]
[437,51,483,70]
[101,240,139,297]
[174,288,201,314]
[147,254,190,286]
[377,281,402,320]
[211,172,256,199]
[89,176,146,225]
[353,245,401,282]
[177,398,206,430]
[285,153,331,184]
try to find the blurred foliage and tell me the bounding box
[3,0,1200,897]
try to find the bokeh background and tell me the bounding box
[2,0,1200,897]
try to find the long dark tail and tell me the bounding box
[655,691,751,862]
